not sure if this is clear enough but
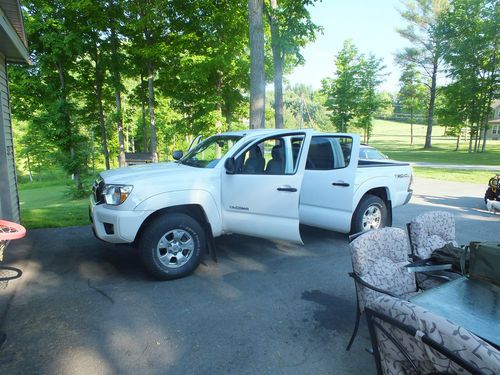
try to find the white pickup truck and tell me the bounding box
[90,129,412,279]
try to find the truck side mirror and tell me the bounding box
[172,150,183,160]
[224,157,236,174]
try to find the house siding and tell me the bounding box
[0,51,20,222]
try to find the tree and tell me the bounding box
[76,0,113,170]
[123,0,176,162]
[397,62,427,144]
[356,54,385,144]
[249,0,266,128]
[376,92,395,118]
[438,0,499,152]
[16,0,88,189]
[436,82,468,150]
[322,40,361,132]
[283,84,329,130]
[108,0,127,167]
[397,0,449,149]
[157,0,250,138]
[322,40,384,136]
[265,0,321,129]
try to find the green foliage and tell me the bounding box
[11,0,260,179]
[322,40,361,132]
[376,92,396,118]
[281,84,330,130]
[321,40,385,138]
[396,0,450,148]
[355,54,385,143]
[266,0,322,64]
[437,0,499,152]
[397,63,427,121]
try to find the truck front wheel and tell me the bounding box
[139,213,205,280]
[351,195,388,234]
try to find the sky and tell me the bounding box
[286,0,409,94]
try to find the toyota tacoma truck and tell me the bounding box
[90,129,412,280]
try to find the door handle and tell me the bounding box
[332,182,350,187]
[277,187,297,192]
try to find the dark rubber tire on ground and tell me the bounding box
[484,187,497,204]
[351,195,388,234]
[139,213,205,280]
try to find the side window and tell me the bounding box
[236,135,304,175]
[306,136,352,170]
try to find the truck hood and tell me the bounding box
[100,162,191,185]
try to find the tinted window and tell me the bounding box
[306,136,352,170]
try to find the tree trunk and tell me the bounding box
[410,107,414,145]
[268,0,284,129]
[468,102,475,153]
[110,26,126,167]
[248,0,265,129]
[26,153,33,183]
[225,101,232,130]
[57,61,80,189]
[96,65,110,170]
[215,75,224,132]
[481,65,497,152]
[424,60,438,149]
[455,131,460,151]
[140,73,148,152]
[125,125,129,152]
[147,61,158,163]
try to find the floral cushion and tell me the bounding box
[409,211,458,259]
[350,227,417,312]
[367,295,500,375]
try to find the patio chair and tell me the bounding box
[346,227,419,351]
[407,211,458,259]
[407,211,462,289]
[365,295,500,375]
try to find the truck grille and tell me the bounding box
[92,177,105,204]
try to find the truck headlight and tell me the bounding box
[102,185,133,205]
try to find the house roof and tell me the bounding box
[0,0,29,63]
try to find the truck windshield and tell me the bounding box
[179,135,242,168]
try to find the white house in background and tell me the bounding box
[0,0,29,222]
[487,100,500,141]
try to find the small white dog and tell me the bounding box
[486,199,500,214]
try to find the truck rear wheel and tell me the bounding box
[351,195,387,234]
[139,213,205,280]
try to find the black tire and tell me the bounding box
[351,195,388,234]
[139,213,205,280]
[484,187,496,204]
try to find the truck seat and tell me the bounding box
[266,145,284,174]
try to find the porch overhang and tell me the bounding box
[0,0,29,64]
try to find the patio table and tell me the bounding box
[410,276,500,349]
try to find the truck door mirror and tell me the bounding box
[172,150,183,160]
[224,157,236,174]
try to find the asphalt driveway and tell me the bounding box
[0,177,499,375]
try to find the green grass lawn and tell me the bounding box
[364,120,499,184]
[366,119,500,165]
[412,167,496,184]
[19,184,89,229]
